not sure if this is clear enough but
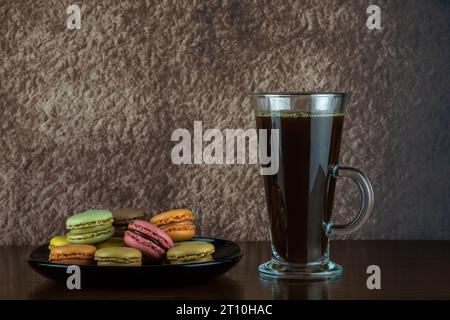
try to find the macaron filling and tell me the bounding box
[170,251,213,262]
[50,253,93,260]
[113,223,131,232]
[114,218,137,225]
[95,257,141,264]
[67,226,114,241]
[160,220,195,230]
[128,228,165,249]
[67,217,113,230]
[167,250,214,262]
[50,259,94,265]
[68,224,113,235]
[114,225,127,232]
[169,255,213,264]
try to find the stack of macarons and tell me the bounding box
[48,208,214,266]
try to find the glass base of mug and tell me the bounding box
[258,258,342,281]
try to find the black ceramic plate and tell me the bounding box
[27,237,242,286]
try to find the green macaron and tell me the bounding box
[94,247,142,266]
[66,210,114,244]
[166,241,215,264]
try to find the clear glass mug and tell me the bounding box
[253,92,374,280]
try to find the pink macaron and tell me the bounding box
[124,220,174,261]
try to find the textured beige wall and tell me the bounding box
[1,0,449,244]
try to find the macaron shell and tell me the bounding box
[68,224,113,235]
[150,209,194,226]
[95,246,142,259]
[51,259,94,265]
[66,210,113,229]
[111,208,147,221]
[124,230,166,260]
[164,228,196,242]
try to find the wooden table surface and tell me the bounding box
[1,241,450,299]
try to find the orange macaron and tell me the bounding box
[49,244,97,265]
[150,209,196,242]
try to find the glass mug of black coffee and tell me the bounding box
[254,92,374,280]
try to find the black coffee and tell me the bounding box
[256,111,344,263]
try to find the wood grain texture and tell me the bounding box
[1,241,450,299]
[0,1,449,244]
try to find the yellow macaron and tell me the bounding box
[48,236,70,250]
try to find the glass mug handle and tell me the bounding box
[329,165,374,236]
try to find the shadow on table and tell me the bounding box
[27,275,244,299]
